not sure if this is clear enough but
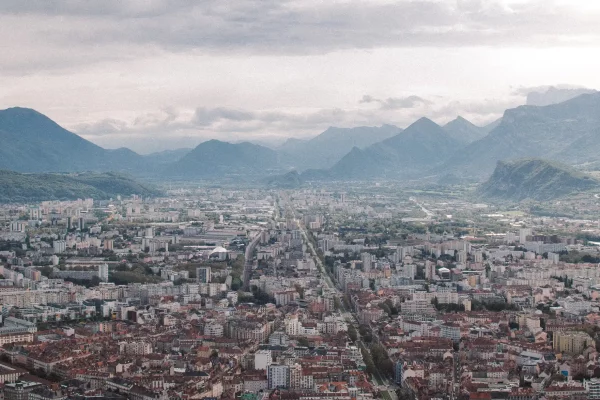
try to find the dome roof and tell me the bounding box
[210,246,228,255]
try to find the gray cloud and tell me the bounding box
[75,118,128,136]
[511,84,594,96]
[73,94,516,153]
[508,85,597,106]
[360,95,431,110]
[426,98,520,122]
[193,108,256,126]
[1,0,599,75]
[74,106,357,151]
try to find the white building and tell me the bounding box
[98,264,109,282]
[267,364,289,389]
[120,341,152,355]
[204,322,224,337]
[255,350,272,370]
[584,378,600,400]
[53,240,67,254]
[284,314,300,336]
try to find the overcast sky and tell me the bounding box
[1,0,600,153]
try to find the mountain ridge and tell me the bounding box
[164,139,282,179]
[442,116,488,144]
[277,124,402,171]
[441,92,600,179]
[328,117,461,179]
[477,158,598,202]
[0,107,154,174]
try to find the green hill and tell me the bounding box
[0,171,160,203]
[265,170,304,188]
[478,159,598,202]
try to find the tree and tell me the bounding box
[378,302,392,317]
[333,297,341,311]
[361,347,376,375]
[294,284,305,299]
[370,343,394,377]
[384,299,398,315]
[348,325,358,342]
[297,337,310,347]
[359,325,372,343]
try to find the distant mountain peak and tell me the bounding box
[441,115,488,145]
[401,117,444,135]
[447,116,473,125]
[1,106,44,116]
[412,116,438,126]
[0,106,57,128]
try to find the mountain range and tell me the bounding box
[441,92,600,179]
[277,124,402,170]
[327,117,461,179]
[478,159,598,202]
[2,91,600,187]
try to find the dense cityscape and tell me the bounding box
[0,184,599,399]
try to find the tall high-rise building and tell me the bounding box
[196,267,211,283]
[361,252,373,273]
[29,207,41,220]
[553,331,594,355]
[519,228,532,243]
[53,240,67,254]
[98,264,109,282]
[267,364,290,389]
[425,260,435,280]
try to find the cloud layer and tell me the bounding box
[2,0,600,73]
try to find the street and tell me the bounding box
[294,214,399,400]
